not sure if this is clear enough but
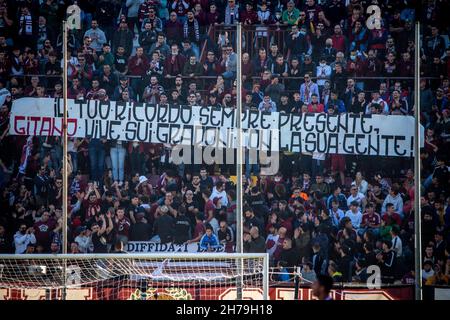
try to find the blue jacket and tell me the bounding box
[325,99,346,113]
[199,233,220,250]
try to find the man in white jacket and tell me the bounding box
[14,224,36,254]
[209,181,228,207]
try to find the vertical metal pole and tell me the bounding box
[294,266,300,300]
[62,22,68,255]
[414,21,422,301]
[236,23,243,255]
[62,20,69,301]
[263,254,269,300]
[236,22,243,300]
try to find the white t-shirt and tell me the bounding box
[265,234,279,258]
[347,192,366,208]
[345,209,362,228]
[210,187,228,206]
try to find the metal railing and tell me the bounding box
[211,24,291,58]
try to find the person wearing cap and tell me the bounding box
[113,74,136,101]
[112,17,134,58]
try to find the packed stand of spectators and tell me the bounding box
[0,0,448,287]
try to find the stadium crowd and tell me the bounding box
[0,0,448,286]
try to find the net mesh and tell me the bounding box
[0,254,267,300]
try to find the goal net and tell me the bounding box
[0,253,268,300]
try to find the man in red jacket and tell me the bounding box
[164,43,186,79]
[127,47,149,98]
[33,211,56,252]
[331,24,347,53]
[240,3,258,25]
[164,11,183,45]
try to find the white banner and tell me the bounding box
[125,241,228,253]
[9,98,423,157]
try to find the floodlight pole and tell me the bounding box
[414,21,422,301]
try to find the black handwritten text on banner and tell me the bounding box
[9,98,421,157]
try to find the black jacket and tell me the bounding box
[130,222,153,241]
[173,215,191,244]
[279,247,300,269]
[244,235,266,253]
[153,214,175,243]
